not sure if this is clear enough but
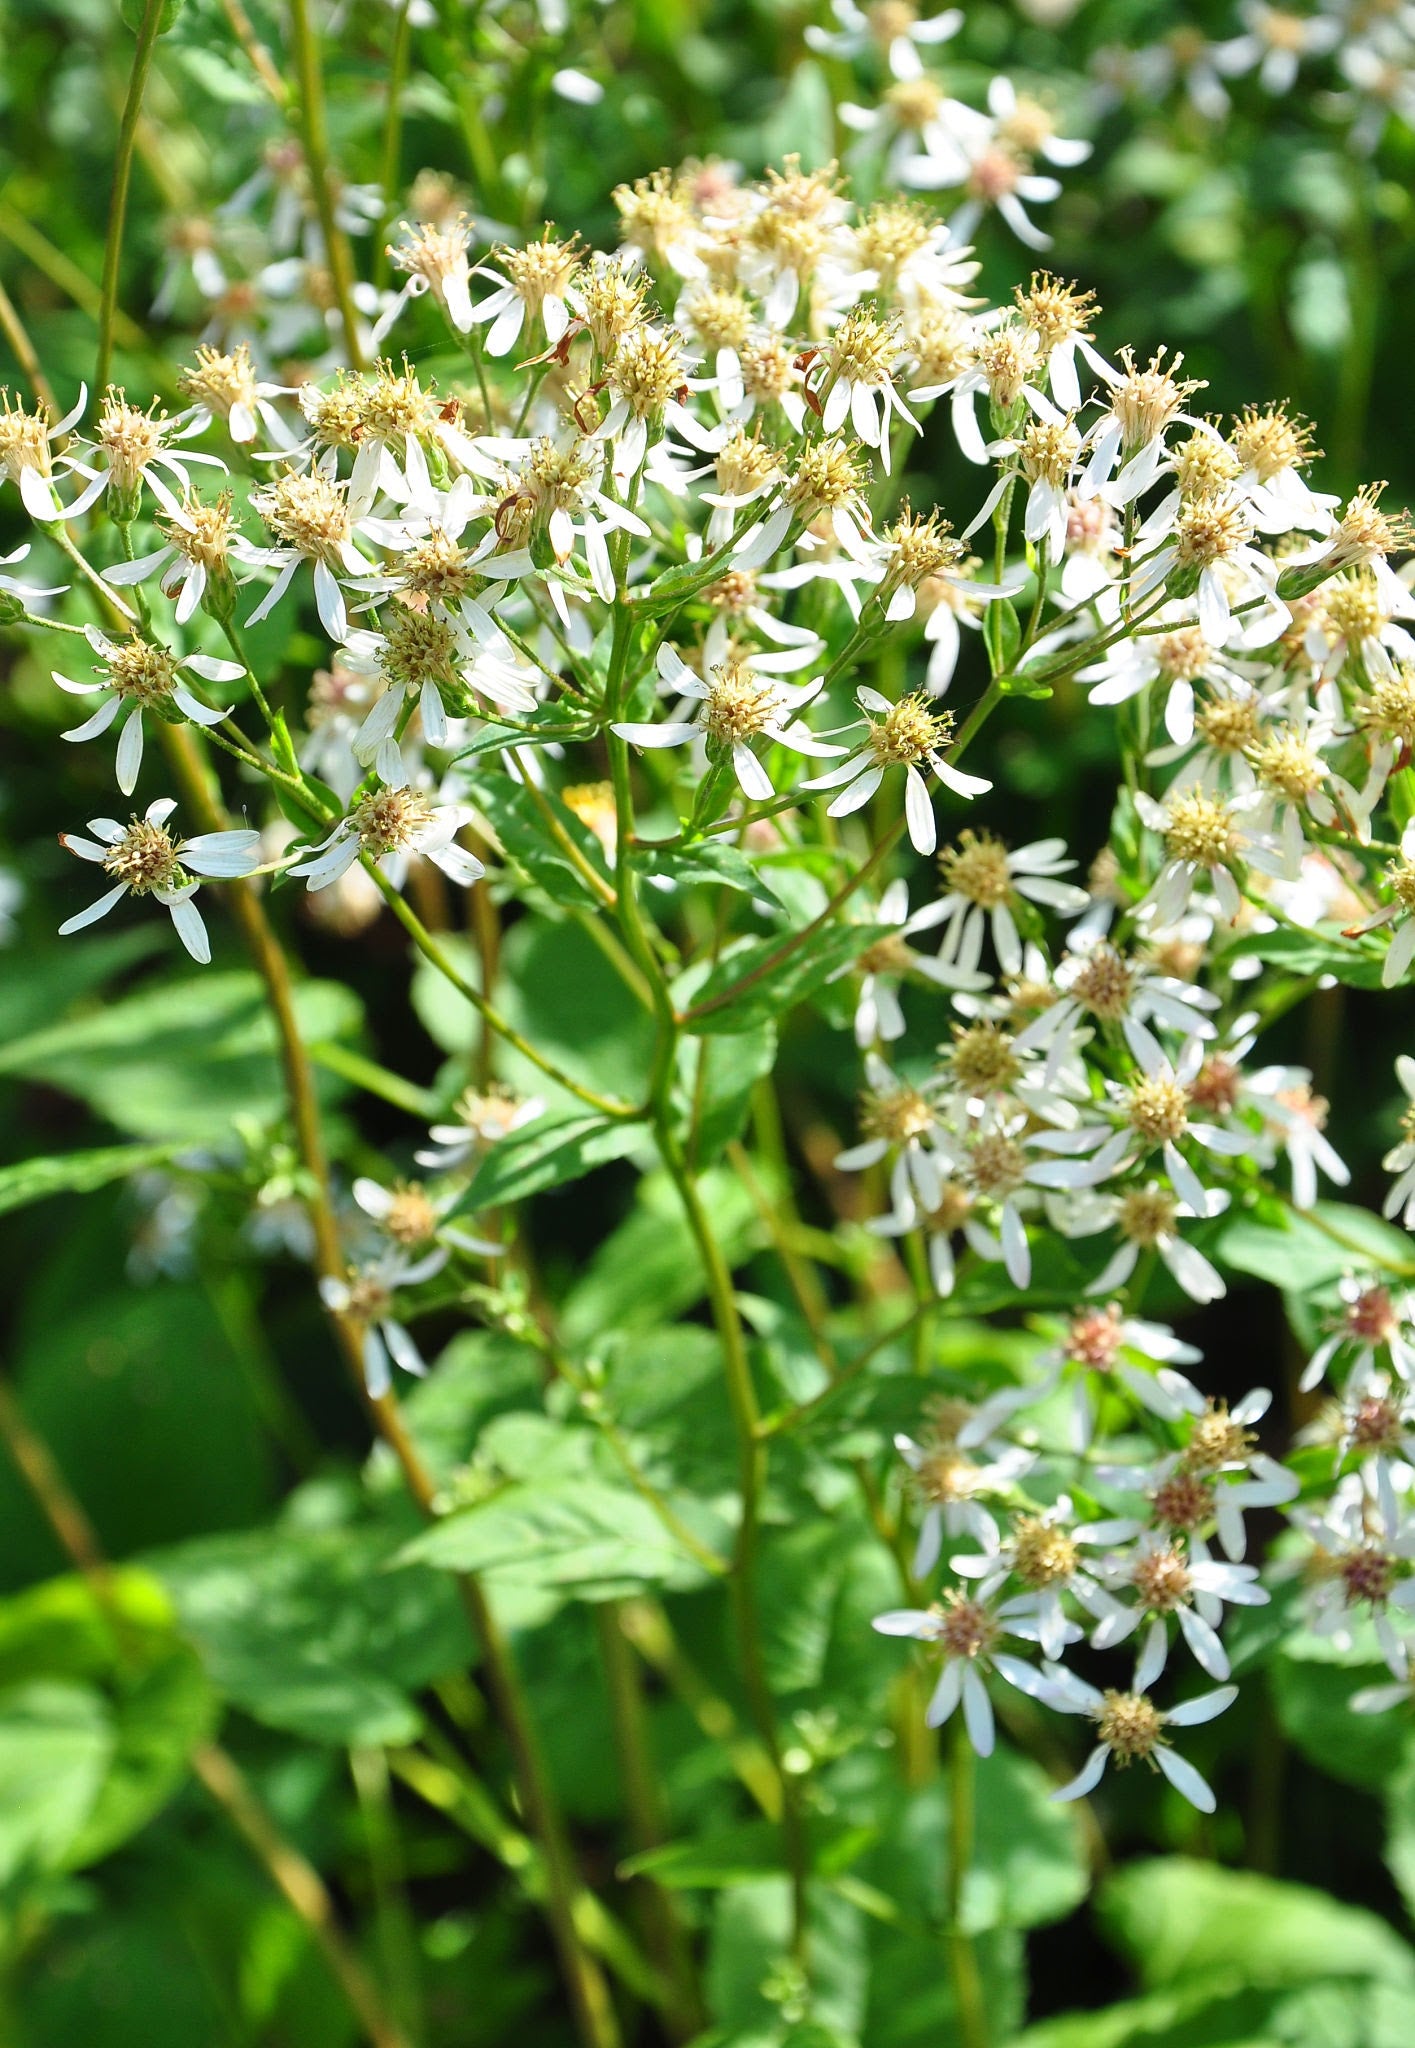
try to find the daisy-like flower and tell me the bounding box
[61,387,226,522]
[801,687,991,856]
[1213,0,1342,95]
[835,1049,945,1217]
[613,645,841,802]
[950,1501,1129,1661]
[319,1251,446,1399]
[1079,616,1232,750]
[901,89,1069,253]
[0,385,88,518]
[893,1398,1037,1568]
[468,230,583,359]
[934,830,1089,979]
[913,319,1056,468]
[58,797,259,963]
[1079,346,1205,504]
[495,434,651,611]
[804,307,920,471]
[833,877,969,1045]
[1064,1179,1228,1306]
[1013,270,1115,413]
[245,463,379,643]
[1235,1064,1349,1210]
[415,1085,545,1172]
[384,214,478,334]
[352,1175,500,1259]
[1383,1058,1415,1227]
[1347,822,1415,988]
[55,630,243,796]
[1089,1531,1267,1683]
[1301,1273,1415,1394]
[961,1301,1206,1454]
[941,1105,1133,1289]
[1287,1480,1415,1678]
[1012,937,1218,1083]
[178,342,293,446]
[871,1589,1052,1755]
[1041,1659,1237,1813]
[804,0,963,81]
[1134,781,1275,924]
[1104,1390,1297,1562]
[292,783,486,893]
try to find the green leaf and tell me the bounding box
[149,1525,471,1745]
[1218,1202,1415,1295]
[1274,1654,1414,1791]
[0,1144,184,1219]
[681,923,891,1037]
[688,1020,777,1166]
[66,1644,215,1869]
[0,971,362,1141]
[1100,1856,1415,1991]
[559,1167,758,1346]
[451,1108,643,1211]
[400,1475,712,1599]
[1225,924,1385,989]
[469,774,612,911]
[984,596,1021,676]
[632,840,765,896]
[0,1681,112,1882]
[707,1880,868,2039]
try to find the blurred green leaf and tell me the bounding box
[149,1524,471,1744]
[0,1142,183,1217]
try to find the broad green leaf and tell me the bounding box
[688,1019,777,1165]
[66,1645,215,1868]
[707,1880,868,2039]
[632,840,765,897]
[400,1476,712,1599]
[0,927,166,1042]
[1382,1746,1415,1927]
[559,1167,758,1345]
[0,971,361,1141]
[0,1681,112,1881]
[839,1739,1087,1935]
[0,1571,214,1869]
[863,1925,1024,2048]
[1217,1202,1415,1295]
[1274,1653,1414,1790]
[1225,925,1384,989]
[0,1143,183,1219]
[149,1524,471,1745]
[1100,1856,1415,1991]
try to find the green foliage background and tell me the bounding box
[2,0,1415,2043]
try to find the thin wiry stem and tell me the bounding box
[287,0,366,369]
[96,0,166,395]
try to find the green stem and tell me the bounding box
[96,0,166,394]
[947,1722,989,2048]
[368,867,640,1119]
[595,1606,707,2042]
[288,0,366,368]
[373,0,415,291]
